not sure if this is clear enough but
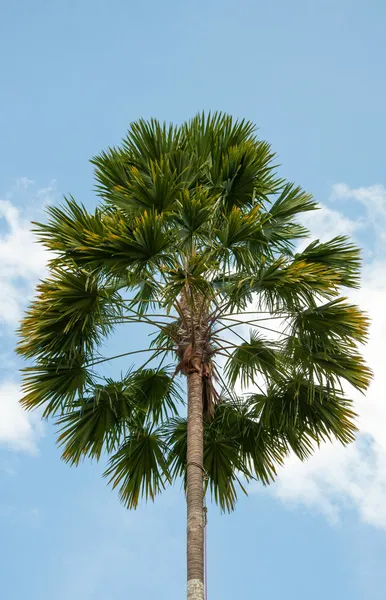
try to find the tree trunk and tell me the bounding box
[187,370,205,600]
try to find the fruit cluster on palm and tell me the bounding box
[17,113,371,600]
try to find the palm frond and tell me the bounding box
[266,183,317,221]
[203,420,248,512]
[125,276,162,315]
[295,236,362,289]
[150,318,180,352]
[35,200,174,275]
[215,205,266,251]
[223,255,341,312]
[32,197,106,261]
[165,400,288,512]
[218,141,275,210]
[17,268,119,361]
[224,331,281,388]
[103,158,184,215]
[291,298,370,347]
[213,399,287,487]
[127,366,183,422]
[165,415,247,512]
[250,376,358,458]
[286,332,373,392]
[174,186,214,250]
[20,355,91,417]
[104,425,171,509]
[123,118,182,166]
[184,112,257,162]
[91,119,183,209]
[253,257,341,308]
[162,254,218,308]
[56,378,136,464]
[259,183,317,252]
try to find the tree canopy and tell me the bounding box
[17,113,372,512]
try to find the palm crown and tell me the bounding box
[18,113,371,517]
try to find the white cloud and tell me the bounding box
[0,381,43,453]
[0,179,55,453]
[16,177,36,190]
[300,203,361,244]
[332,182,386,217]
[266,184,386,530]
[331,182,386,250]
[0,184,53,326]
[36,179,57,206]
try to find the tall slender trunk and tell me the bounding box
[187,370,205,600]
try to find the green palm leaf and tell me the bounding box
[32,197,106,263]
[174,187,214,250]
[213,399,287,487]
[224,331,281,388]
[295,236,361,289]
[286,334,372,391]
[56,378,136,464]
[251,376,358,458]
[166,400,287,512]
[260,183,316,251]
[35,201,174,275]
[291,298,370,347]
[127,366,183,422]
[104,425,171,509]
[17,268,119,361]
[20,355,90,417]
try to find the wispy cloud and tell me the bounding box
[332,183,386,217]
[300,202,362,243]
[331,183,386,252]
[0,381,43,453]
[0,180,54,326]
[0,178,55,453]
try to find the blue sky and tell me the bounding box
[1,1,386,598]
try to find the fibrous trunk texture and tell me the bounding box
[187,370,205,600]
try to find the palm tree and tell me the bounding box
[17,113,371,600]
